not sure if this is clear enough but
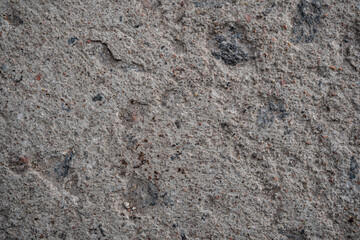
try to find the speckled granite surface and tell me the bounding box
[0,0,359,239]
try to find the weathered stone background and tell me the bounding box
[0,0,359,239]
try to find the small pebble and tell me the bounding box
[124,202,130,209]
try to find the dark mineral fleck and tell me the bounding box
[54,150,74,178]
[92,93,103,102]
[349,156,358,180]
[67,37,78,45]
[291,0,323,43]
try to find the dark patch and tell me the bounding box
[170,151,182,161]
[211,38,249,66]
[127,177,159,208]
[257,109,274,128]
[209,23,254,66]
[99,224,106,237]
[89,224,106,238]
[92,93,103,102]
[75,207,90,219]
[284,126,291,135]
[111,158,128,177]
[262,2,276,15]
[175,120,181,129]
[269,99,288,119]
[201,213,208,220]
[58,232,67,240]
[9,156,31,173]
[348,216,355,223]
[161,192,175,206]
[54,150,74,178]
[279,228,307,240]
[83,151,88,159]
[318,80,323,88]
[67,37,78,45]
[61,103,71,112]
[147,182,159,206]
[5,14,23,26]
[121,159,128,166]
[178,167,186,174]
[124,134,139,149]
[133,152,149,168]
[221,81,231,89]
[220,122,229,128]
[349,156,358,180]
[291,0,323,43]
[15,75,23,83]
[269,100,285,112]
[181,232,187,240]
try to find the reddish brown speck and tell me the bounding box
[245,14,251,23]
[35,73,42,81]
[19,157,30,165]
[280,79,287,85]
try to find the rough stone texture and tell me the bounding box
[0,0,359,239]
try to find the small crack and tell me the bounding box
[89,39,122,62]
[88,39,150,73]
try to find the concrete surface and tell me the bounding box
[0,0,359,239]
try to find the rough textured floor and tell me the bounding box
[0,0,359,239]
